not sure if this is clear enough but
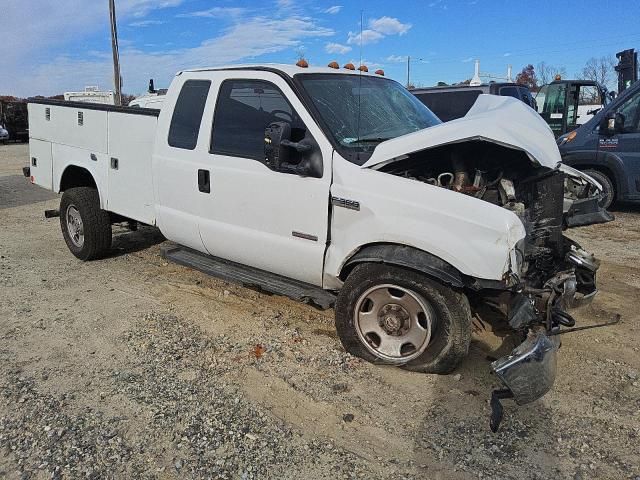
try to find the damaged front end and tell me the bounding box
[373,140,609,430]
[486,169,606,431]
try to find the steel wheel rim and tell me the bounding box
[66,205,84,248]
[354,284,434,363]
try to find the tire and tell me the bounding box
[60,187,112,260]
[335,263,472,374]
[583,169,615,210]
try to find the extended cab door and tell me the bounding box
[153,77,213,252]
[198,71,332,286]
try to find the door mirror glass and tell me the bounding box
[599,112,625,135]
[264,121,291,170]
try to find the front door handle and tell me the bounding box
[198,169,210,193]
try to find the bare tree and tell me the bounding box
[580,56,616,87]
[537,62,567,85]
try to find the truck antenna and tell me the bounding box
[356,9,364,143]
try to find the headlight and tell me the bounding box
[557,130,577,146]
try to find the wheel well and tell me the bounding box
[339,243,465,288]
[59,166,97,192]
[571,164,617,197]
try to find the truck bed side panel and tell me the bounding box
[28,103,108,153]
[106,112,157,225]
[52,143,109,208]
[28,139,53,190]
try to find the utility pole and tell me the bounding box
[406,55,411,88]
[109,0,122,106]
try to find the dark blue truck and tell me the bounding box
[558,80,640,208]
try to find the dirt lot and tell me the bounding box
[1,143,639,479]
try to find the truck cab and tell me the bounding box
[559,79,640,207]
[536,79,610,138]
[411,82,536,122]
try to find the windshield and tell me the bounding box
[296,73,441,164]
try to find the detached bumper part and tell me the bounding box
[489,333,560,431]
[564,195,614,228]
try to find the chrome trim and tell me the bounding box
[292,231,318,242]
[331,196,360,211]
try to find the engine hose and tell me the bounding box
[485,169,504,187]
[552,308,576,327]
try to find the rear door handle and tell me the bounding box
[198,169,210,193]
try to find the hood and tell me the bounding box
[361,94,561,170]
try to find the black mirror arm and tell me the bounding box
[281,139,312,153]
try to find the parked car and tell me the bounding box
[0,100,28,142]
[0,125,9,143]
[25,64,605,428]
[411,83,536,122]
[558,79,640,208]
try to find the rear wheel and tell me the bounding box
[335,263,472,374]
[584,169,615,209]
[60,187,112,260]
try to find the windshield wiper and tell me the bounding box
[352,136,391,144]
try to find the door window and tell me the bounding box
[210,80,304,160]
[615,91,640,133]
[168,80,211,150]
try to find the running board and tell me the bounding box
[160,244,336,310]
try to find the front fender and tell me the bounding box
[324,160,525,289]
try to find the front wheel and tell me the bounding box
[335,263,472,374]
[60,187,112,260]
[583,169,615,210]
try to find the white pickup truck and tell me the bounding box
[25,64,607,428]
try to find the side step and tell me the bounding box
[160,244,336,310]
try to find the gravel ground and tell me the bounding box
[1,143,639,479]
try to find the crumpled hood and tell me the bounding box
[361,94,561,170]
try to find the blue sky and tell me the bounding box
[2,0,640,97]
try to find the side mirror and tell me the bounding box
[599,112,624,136]
[264,121,291,171]
[264,122,323,178]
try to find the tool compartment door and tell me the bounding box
[106,112,158,225]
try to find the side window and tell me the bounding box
[615,91,640,133]
[210,79,304,160]
[168,80,211,150]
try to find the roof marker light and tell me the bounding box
[358,65,368,72]
[344,63,355,70]
[296,59,309,68]
[327,61,339,69]
[375,69,385,76]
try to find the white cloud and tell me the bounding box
[177,7,245,18]
[347,29,384,45]
[121,0,185,18]
[346,16,411,46]
[324,5,342,14]
[129,19,166,27]
[6,15,334,96]
[503,52,511,57]
[325,42,351,54]
[462,57,474,63]
[386,55,407,63]
[368,16,411,36]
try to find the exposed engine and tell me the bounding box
[378,141,598,315]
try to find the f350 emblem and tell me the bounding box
[331,196,360,211]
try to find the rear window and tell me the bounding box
[168,80,211,150]
[413,90,482,122]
